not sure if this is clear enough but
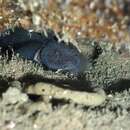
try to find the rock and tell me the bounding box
[2,87,28,105]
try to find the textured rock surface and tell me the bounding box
[85,51,130,90]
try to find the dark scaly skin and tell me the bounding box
[40,42,81,73]
[0,27,81,74]
[0,27,46,49]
